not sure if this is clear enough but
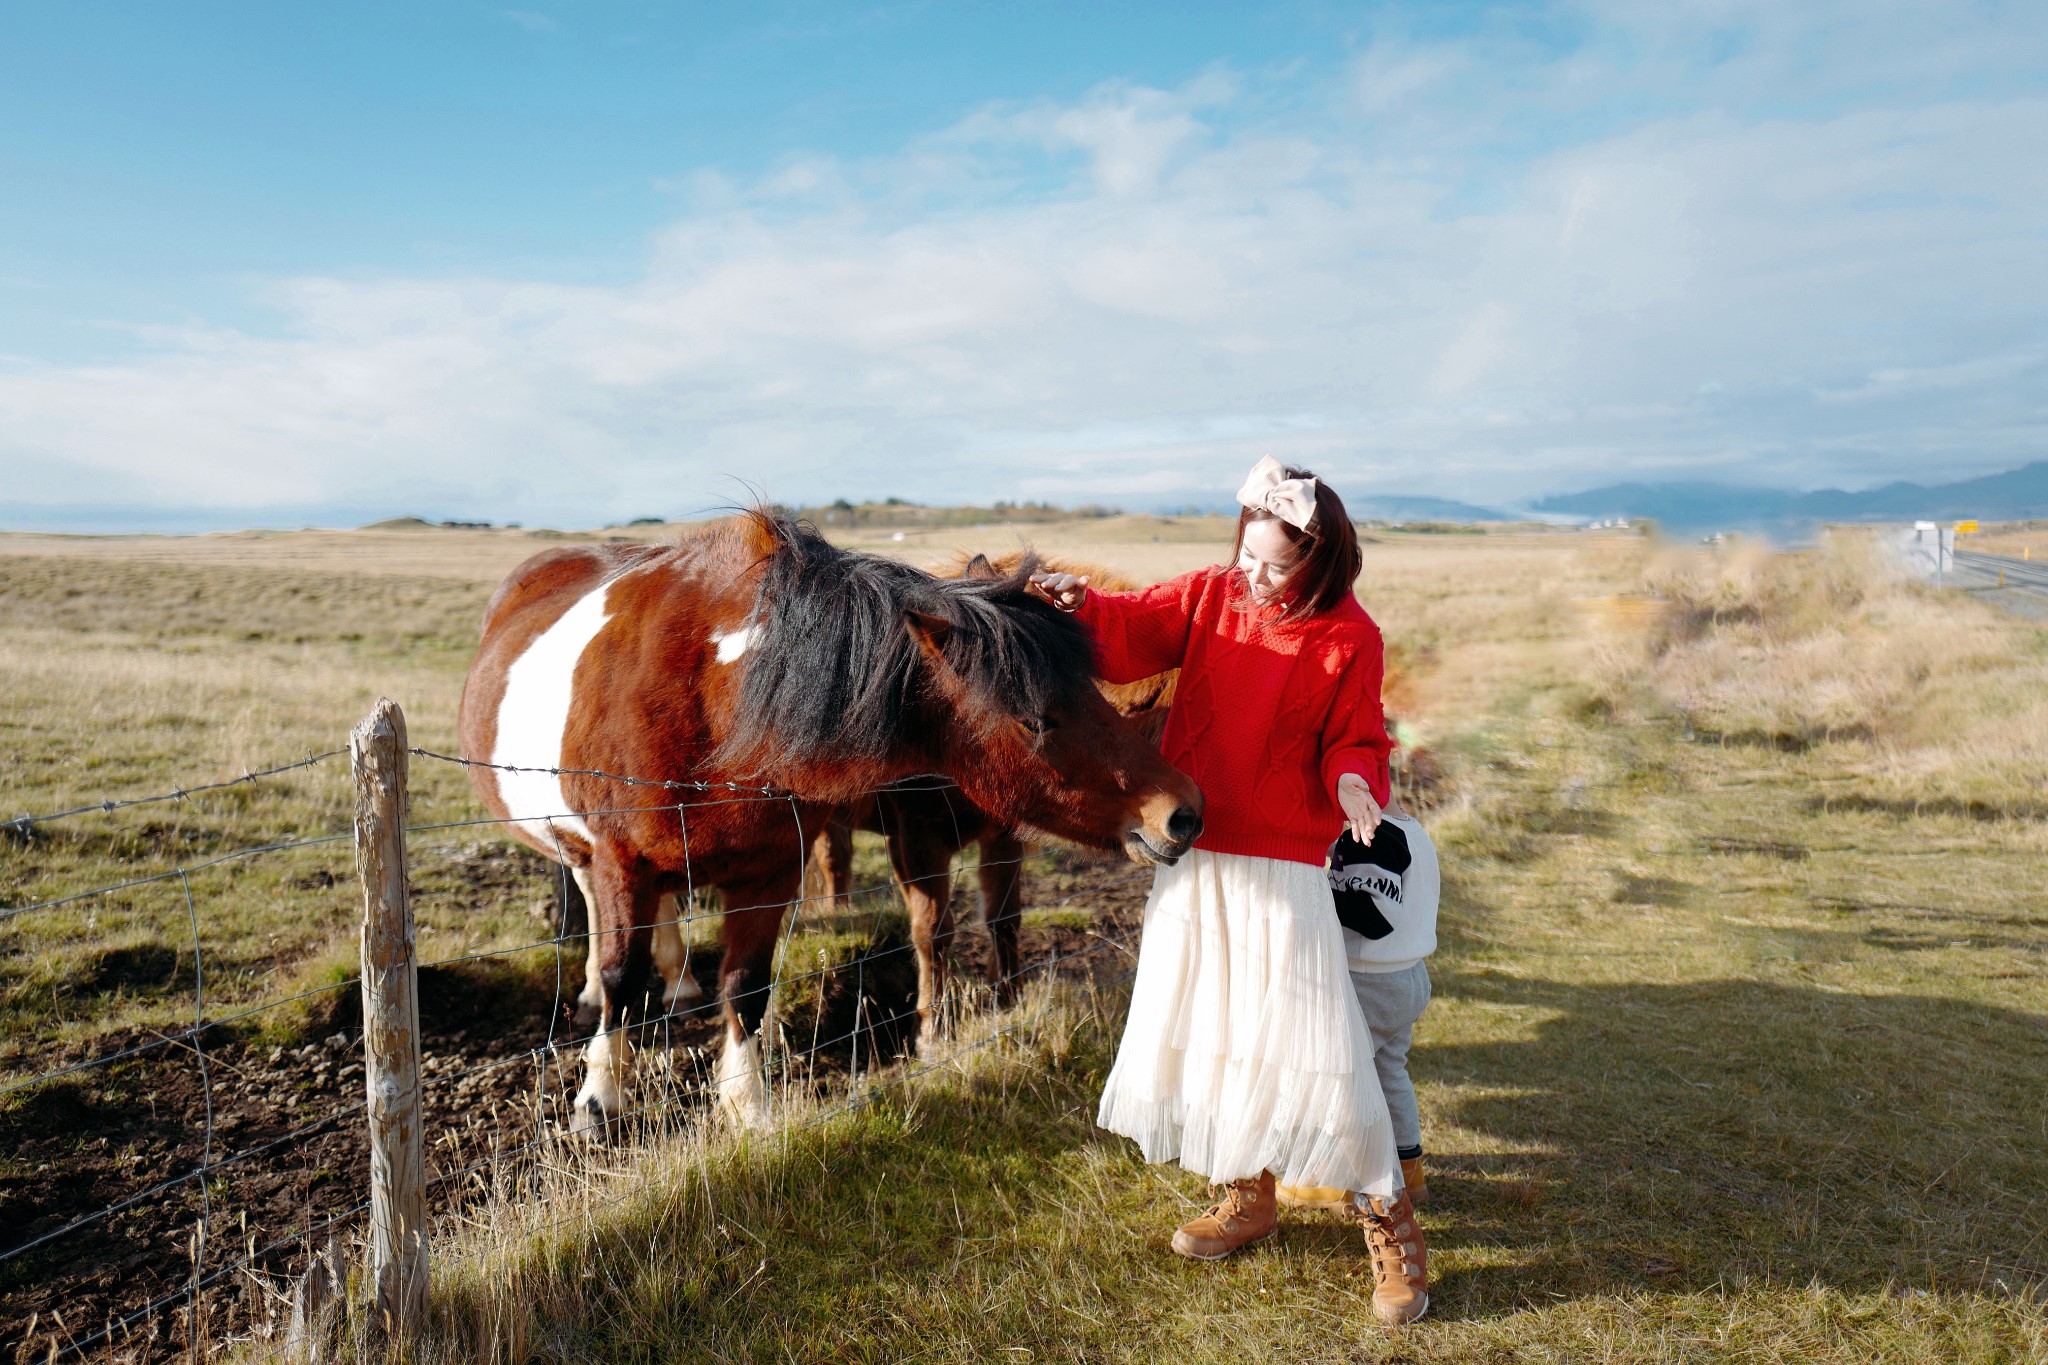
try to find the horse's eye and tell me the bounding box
[1018,715,1055,738]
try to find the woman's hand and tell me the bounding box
[1336,772,1382,843]
[1027,571,1089,611]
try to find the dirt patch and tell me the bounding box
[1,851,1148,1363]
[80,945,184,996]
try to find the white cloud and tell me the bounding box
[3,3,2046,528]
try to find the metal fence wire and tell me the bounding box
[0,707,1154,1363]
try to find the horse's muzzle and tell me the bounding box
[1123,804,1203,866]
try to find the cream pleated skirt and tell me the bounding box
[1096,849,1400,1198]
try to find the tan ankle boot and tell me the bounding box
[1171,1171,1277,1261]
[1400,1155,1429,1205]
[1358,1191,1429,1326]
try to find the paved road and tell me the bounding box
[1950,549,2048,618]
[1954,549,2048,590]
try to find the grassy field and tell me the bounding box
[0,516,1604,1063]
[3,519,2045,1362]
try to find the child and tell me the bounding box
[1031,456,1429,1329]
[1315,790,1440,1202]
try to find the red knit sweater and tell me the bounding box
[1076,567,1393,867]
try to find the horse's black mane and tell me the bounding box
[715,512,1094,779]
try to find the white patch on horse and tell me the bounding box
[572,1021,631,1132]
[711,623,757,663]
[492,581,617,844]
[573,866,604,1019]
[716,1032,770,1128]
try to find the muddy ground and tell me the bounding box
[1,854,1146,1363]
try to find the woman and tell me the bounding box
[1031,457,1428,1328]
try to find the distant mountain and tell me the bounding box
[1352,494,1517,524]
[1536,460,2048,531]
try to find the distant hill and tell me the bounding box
[784,494,1521,528]
[1352,495,1517,524]
[1536,460,2048,531]
[778,498,1118,530]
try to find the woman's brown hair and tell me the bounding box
[1229,464,1362,625]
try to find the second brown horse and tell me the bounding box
[804,555,1174,1051]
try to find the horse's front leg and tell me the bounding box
[978,828,1028,1007]
[807,810,855,914]
[652,892,704,1012]
[889,821,959,1057]
[572,854,659,1134]
[714,871,798,1129]
[570,866,604,1030]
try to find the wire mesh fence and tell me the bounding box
[1,704,1155,1363]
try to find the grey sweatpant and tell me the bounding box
[1348,960,1432,1154]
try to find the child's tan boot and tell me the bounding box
[1171,1171,1277,1261]
[1358,1191,1429,1326]
[1400,1155,1429,1205]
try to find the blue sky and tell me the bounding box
[3,0,2046,530]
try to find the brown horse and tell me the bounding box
[458,513,1202,1131]
[804,554,1176,1048]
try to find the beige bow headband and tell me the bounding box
[1235,456,1319,532]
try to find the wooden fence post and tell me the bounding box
[351,698,427,1342]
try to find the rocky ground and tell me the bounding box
[1,848,1146,1363]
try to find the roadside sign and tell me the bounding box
[1955,520,1979,533]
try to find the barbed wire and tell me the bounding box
[413,923,1141,1261]
[0,796,1093,1116]
[407,747,983,806]
[25,879,1145,1364]
[0,973,360,1103]
[5,730,1167,1365]
[0,827,356,923]
[407,747,788,797]
[2,748,346,837]
[218,924,1139,1365]
[0,1101,352,1268]
[51,1194,374,1364]
[407,858,1138,1099]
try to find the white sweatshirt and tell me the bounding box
[1339,813,1439,974]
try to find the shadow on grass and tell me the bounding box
[428,1032,1134,1362]
[406,960,2048,1362]
[1807,792,2048,823]
[1420,965,2048,1318]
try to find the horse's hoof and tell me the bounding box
[665,975,705,1011]
[714,1034,772,1129]
[720,1098,775,1132]
[571,1071,625,1136]
[569,1097,610,1137]
[715,1075,773,1130]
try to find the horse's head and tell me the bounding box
[720,518,1202,865]
[903,568,1201,865]
[953,549,1179,732]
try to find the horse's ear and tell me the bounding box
[903,609,953,664]
[963,554,999,581]
[734,508,786,561]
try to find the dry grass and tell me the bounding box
[1966,523,2048,561]
[354,523,2047,1364]
[7,520,2047,1363]
[1600,531,2048,819]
